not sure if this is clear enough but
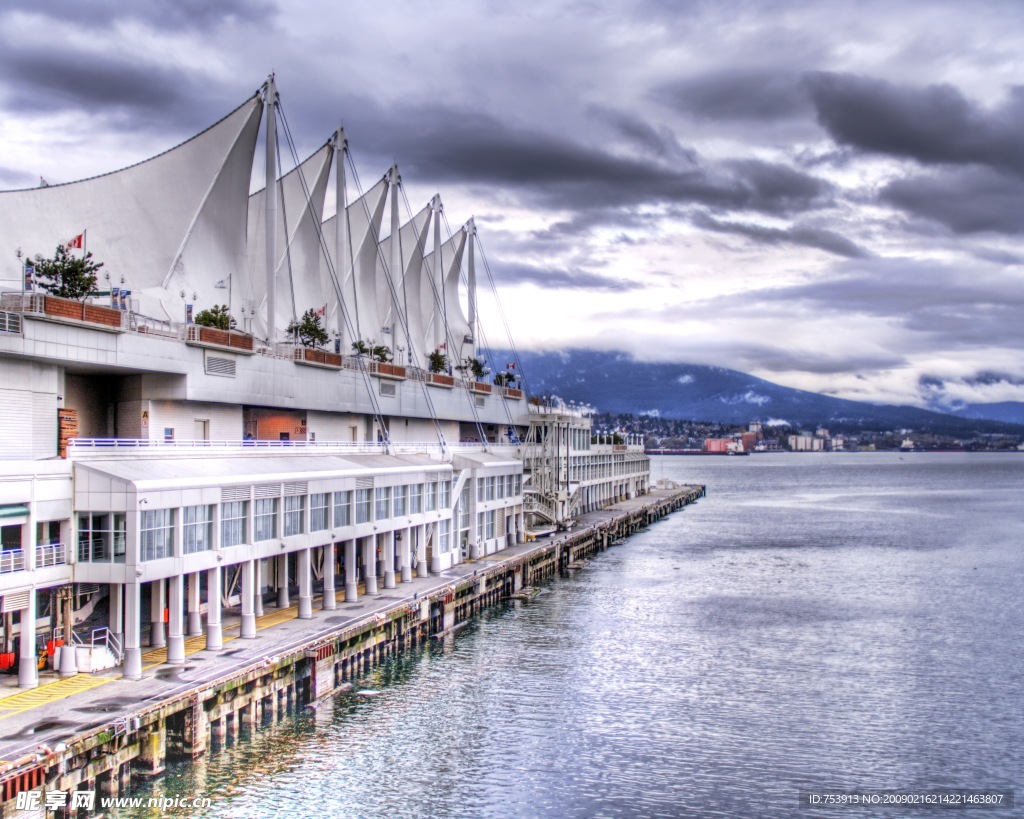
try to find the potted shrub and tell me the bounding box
[427,348,454,387]
[28,245,123,329]
[288,309,340,366]
[191,304,253,351]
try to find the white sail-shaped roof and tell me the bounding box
[320,176,388,348]
[423,227,470,362]
[0,96,263,321]
[376,203,432,366]
[244,144,332,339]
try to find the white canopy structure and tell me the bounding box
[0,77,479,358]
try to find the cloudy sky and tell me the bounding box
[2,0,1023,410]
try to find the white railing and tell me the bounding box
[62,626,124,665]
[66,439,522,457]
[35,542,67,567]
[0,549,25,573]
[0,310,22,334]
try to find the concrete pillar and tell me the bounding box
[187,572,203,636]
[166,573,185,664]
[277,554,289,608]
[344,539,358,602]
[109,582,123,642]
[362,537,378,595]
[206,566,222,651]
[123,582,143,680]
[400,527,412,583]
[297,548,312,619]
[138,720,166,776]
[150,579,166,647]
[17,588,37,688]
[241,560,256,639]
[254,560,264,616]
[322,543,336,610]
[416,524,428,577]
[383,531,396,589]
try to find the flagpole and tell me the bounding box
[83,229,87,257]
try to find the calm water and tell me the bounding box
[125,453,1024,818]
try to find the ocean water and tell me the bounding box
[124,453,1024,818]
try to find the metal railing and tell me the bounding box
[0,549,25,573]
[0,310,22,334]
[35,542,67,567]
[66,438,522,456]
[59,626,124,665]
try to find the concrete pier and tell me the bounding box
[0,486,703,810]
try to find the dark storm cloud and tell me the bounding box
[659,69,810,122]
[881,167,1024,234]
[342,101,836,217]
[489,260,635,291]
[804,72,1024,174]
[1,0,276,32]
[692,211,869,258]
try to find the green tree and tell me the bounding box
[466,356,487,379]
[286,309,329,348]
[427,348,449,373]
[351,339,370,355]
[493,370,518,387]
[371,344,392,363]
[32,245,103,300]
[194,304,235,330]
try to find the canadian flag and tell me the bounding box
[438,342,446,350]
[314,303,327,317]
[65,232,84,250]
[507,362,516,369]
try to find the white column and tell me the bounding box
[362,537,378,595]
[150,579,166,647]
[187,572,203,636]
[241,560,256,639]
[166,574,185,664]
[400,527,412,583]
[254,559,265,616]
[345,539,358,602]
[297,548,312,619]
[109,582,123,641]
[322,543,337,611]
[277,554,289,608]
[383,531,396,589]
[206,566,222,651]
[416,524,428,577]
[123,582,142,680]
[17,589,37,688]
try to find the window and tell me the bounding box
[515,474,522,495]
[439,518,451,553]
[486,509,496,540]
[506,474,515,498]
[254,498,278,541]
[77,513,126,563]
[375,487,391,521]
[496,475,505,500]
[410,483,422,514]
[356,489,372,524]
[425,481,437,512]
[334,491,353,527]
[283,495,305,537]
[221,501,247,547]
[476,512,485,544]
[183,505,213,554]
[439,479,451,509]
[311,493,330,532]
[140,509,174,561]
[394,485,408,517]
[486,476,496,501]
[458,484,471,532]
[477,478,485,502]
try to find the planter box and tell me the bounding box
[20,294,127,332]
[427,372,455,388]
[469,381,492,394]
[295,347,343,369]
[502,387,524,400]
[186,324,255,354]
[375,362,407,380]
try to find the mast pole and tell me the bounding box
[389,164,404,363]
[264,74,279,343]
[334,127,349,346]
[467,217,477,356]
[433,194,444,351]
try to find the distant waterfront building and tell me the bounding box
[0,77,649,687]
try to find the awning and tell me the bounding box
[0,505,29,519]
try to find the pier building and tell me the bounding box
[0,76,649,696]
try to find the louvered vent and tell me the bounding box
[379,381,396,397]
[475,396,485,408]
[0,590,30,613]
[356,477,374,489]
[222,485,250,502]
[283,482,308,496]
[254,483,281,499]
[205,352,236,377]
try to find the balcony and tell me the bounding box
[36,542,67,568]
[0,549,24,573]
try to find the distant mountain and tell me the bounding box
[487,349,1023,433]
[946,402,1024,425]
